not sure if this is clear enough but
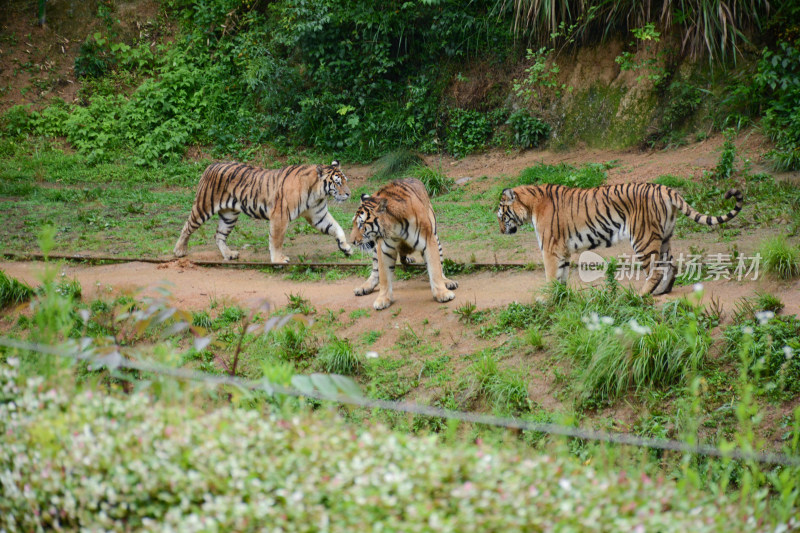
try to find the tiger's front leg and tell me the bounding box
[268,215,291,264]
[355,251,380,296]
[303,208,353,257]
[373,239,396,310]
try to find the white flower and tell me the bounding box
[601,316,614,326]
[755,311,774,325]
[366,351,379,359]
[628,319,651,336]
[693,283,704,293]
[784,346,794,360]
[742,326,754,335]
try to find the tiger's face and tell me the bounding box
[320,160,351,202]
[497,188,523,235]
[349,195,387,252]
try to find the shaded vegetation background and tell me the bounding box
[1,0,799,168]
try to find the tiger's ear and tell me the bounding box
[500,188,516,204]
[331,160,340,168]
[376,198,388,214]
[361,193,371,202]
[316,165,324,179]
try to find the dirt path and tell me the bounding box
[3,258,798,319]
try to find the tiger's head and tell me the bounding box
[319,160,351,202]
[497,188,524,235]
[349,194,387,252]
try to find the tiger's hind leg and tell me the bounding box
[423,238,455,303]
[174,207,207,257]
[634,236,666,295]
[215,209,241,260]
[542,248,571,285]
[434,233,458,290]
[652,240,676,296]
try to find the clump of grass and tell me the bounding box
[286,293,315,315]
[760,236,800,280]
[408,164,455,197]
[272,322,316,362]
[55,278,82,301]
[756,292,784,314]
[525,327,544,350]
[318,336,363,375]
[371,149,425,182]
[215,306,246,327]
[469,353,529,414]
[0,270,35,309]
[192,310,213,329]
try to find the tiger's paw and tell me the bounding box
[444,279,459,290]
[174,245,187,258]
[373,295,393,310]
[339,242,354,257]
[270,254,290,264]
[400,255,415,265]
[222,250,240,261]
[355,283,377,296]
[434,290,456,303]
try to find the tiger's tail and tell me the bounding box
[672,188,743,226]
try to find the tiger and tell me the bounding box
[350,178,459,310]
[174,161,353,263]
[496,183,744,295]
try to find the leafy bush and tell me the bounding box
[760,236,800,280]
[724,315,800,397]
[446,108,494,158]
[0,105,35,138]
[407,164,455,197]
[755,39,800,170]
[507,111,550,148]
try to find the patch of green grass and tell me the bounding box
[469,353,530,415]
[516,162,608,189]
[653,175,691,188]
[191,310,213,329]
[215,306,246,327]
[371,149,425,182]
[361,330,381,345]
[317,336,363,375]
[349,309,370,321]
[756,292,784,314]
[0,270,35,309]
[759,236,800,280]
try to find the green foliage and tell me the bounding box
[286,293,315,315]
[0,271,35,310]
[1,361,774,530]
[407,164,455,197]
[517,162,608,188]
[446,108,495,158]
[512,47,567,105]
[509,0,768,62]
[270,321,316,362]
[317,336,363,375]
[74,33,115,78]
[507,111,550,148]
[755,39,800,170]
[724,315,800,398]
[759,236,800,280]
[714,129,738,179]
[469,353,529,415]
